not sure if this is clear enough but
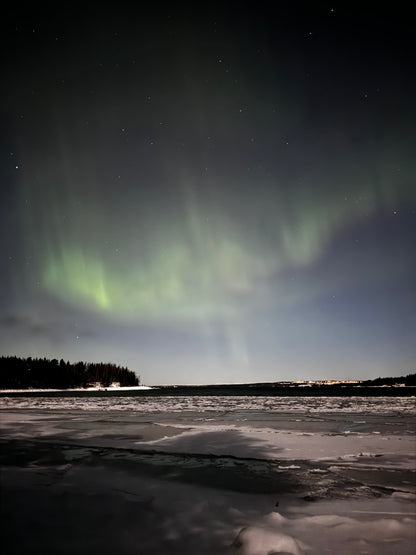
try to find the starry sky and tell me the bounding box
[1,4,415,384]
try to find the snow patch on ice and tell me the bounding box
[392,491,416,501]
[232,525,304,555]
[277,465,301,470]
[231,511,416,555]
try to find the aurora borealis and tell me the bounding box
[1,4,415,383]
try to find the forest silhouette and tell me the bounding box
[0,356,139,389]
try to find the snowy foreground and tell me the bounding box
[1,396,415,554]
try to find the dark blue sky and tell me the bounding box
[1,4,415,384]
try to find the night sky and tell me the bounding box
[2,4,415,384]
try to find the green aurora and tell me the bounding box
[23,162,413,323]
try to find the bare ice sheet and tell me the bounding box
[1,395,415,554]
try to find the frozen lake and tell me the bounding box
[1,395,415,554]
[1,393,416,413]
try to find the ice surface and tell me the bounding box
[1,395,415,554]
[134,423,415,464]
[1,394,415,414]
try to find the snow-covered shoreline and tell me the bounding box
[0,385,153,393]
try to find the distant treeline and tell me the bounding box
[362,373,416,386]
[0,356,139,389]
